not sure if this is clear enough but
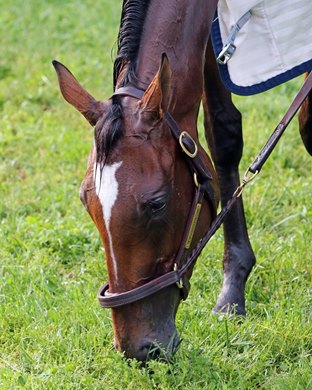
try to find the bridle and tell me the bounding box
[97,71,312,308]
[97,85,218,308]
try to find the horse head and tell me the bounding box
[54,55,218,361]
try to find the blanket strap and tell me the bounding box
[217,10,252,65]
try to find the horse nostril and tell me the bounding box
[140,334,179,361]
[140,342,162,361]
[115,332,180,361]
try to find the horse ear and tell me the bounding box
[140,53,171,114]
[52,60,105,126]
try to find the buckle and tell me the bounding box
[217,43,236,65]
[193,173,199,188]
[179,131,198,158]
[174,263,184,289]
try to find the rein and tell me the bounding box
[98,72,312,309]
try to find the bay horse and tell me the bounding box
[53,0,312,361]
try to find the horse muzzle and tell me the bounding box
[114,329,180,361]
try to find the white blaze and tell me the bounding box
[94,161,122,274]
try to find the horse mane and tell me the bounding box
[114,0,151,88]
[95,0,151,166]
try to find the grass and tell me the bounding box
[0,0,311,388]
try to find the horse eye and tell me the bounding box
[149,198,167,215]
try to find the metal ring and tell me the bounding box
[179,131,198,158]
[233,183,245,198]
[233,169,259,198]
[243,169,259,185]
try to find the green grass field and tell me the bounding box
[1,1,311,388]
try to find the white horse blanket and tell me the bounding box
[211,0,312,95]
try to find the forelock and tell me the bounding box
[95,98,123,165]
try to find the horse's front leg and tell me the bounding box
[299,72,312,156]
[203,40,255,315]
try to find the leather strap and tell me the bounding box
[164,112,217,218]
[249,71,312,173]
[112,86,144,100]
[164,112,213,182]
[174,184,205,269]
[98,271,190,309]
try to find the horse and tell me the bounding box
[53,0,312,361]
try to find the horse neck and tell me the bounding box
[135,0,217,124]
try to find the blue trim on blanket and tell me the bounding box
[211,14,312,96]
